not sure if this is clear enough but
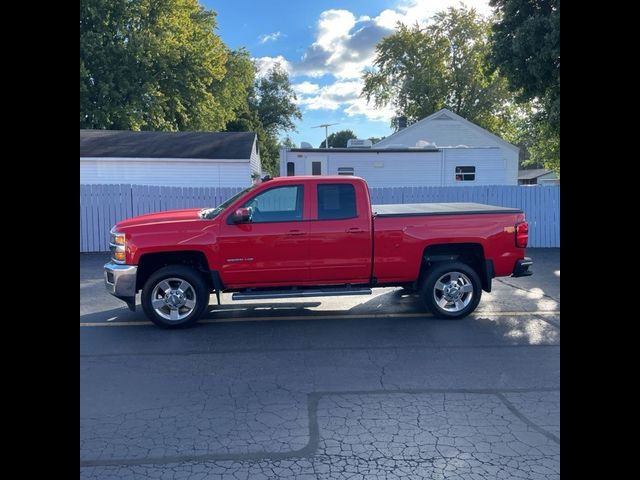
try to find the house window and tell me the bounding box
[286,162,295,176]
[317,184,356,220]
[455,166,475,181]
[337,167,354,176]
[311,161,322,175]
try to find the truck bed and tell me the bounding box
[372,202,522,217]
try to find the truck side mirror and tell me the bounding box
[232,207,251,223]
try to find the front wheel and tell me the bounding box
[420,262,481,319]
[141,265,210,328]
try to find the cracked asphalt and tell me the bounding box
[80,249,560,479]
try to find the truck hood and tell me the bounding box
[115,208,204,229]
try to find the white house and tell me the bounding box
[280,109,519,187]
[80,130,261,188]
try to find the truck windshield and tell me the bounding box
[199,185,256,219]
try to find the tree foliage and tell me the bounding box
[279,136,298,149]
[489,0,559,129]
[226,64,301,176]
[80,0,239,131]
[489,0,560,174]
[212,48,256,123]
[319,130,357,148]
[252,66,302,136]
[81,1,301,177]
[362,6,519,138]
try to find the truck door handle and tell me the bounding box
[346,228,365,234]
[287,230,306,236]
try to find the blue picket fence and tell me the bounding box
[80,184,559,252]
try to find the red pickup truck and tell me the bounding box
[105,176,532,328]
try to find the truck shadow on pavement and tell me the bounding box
[79,291,425,324]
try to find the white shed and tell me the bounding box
[280,109,519,187]
[80,130,261,188]
[280,145,510,188]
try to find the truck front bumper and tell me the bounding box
[512,257,533,277]
[104,262,138,311]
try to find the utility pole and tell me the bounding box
[312,123,339,148]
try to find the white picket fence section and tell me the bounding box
[80,184,559,252]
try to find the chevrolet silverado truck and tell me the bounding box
[104,176,532,328]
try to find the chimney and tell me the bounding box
[397,116,407,131]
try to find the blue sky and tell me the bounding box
[203,0,492,147]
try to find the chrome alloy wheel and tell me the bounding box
[151,278,197,321]
[433,271,474,312]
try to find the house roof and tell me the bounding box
[518,168,554,180]
[374,108,519,153]
[80,130,257,160]
[288,147,440,153]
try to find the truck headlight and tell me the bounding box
[113,233,125,246]
[110,228,126,264]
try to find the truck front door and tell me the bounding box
[218,184,309,287]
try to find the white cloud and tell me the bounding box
[296,80,395,121]
[254,1,492,121]
[291,0,492,80]
[295,10,393,80]
[374,9,405,29]
[293,81,320,95]
[253,55,292,78]
[258,31,284,44]
[396,0,493,24]
[344,97,396,121]
[298,81,361,111]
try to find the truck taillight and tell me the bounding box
[516,222,529,248]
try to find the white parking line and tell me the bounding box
[79,310,560,327]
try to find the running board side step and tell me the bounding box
[232,287,372,301]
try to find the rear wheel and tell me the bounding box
[420,261,481,319]
[141,265,209,328]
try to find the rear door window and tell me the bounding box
[317,184,356,220]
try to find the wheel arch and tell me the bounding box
[418,243,493,293]
[136,250,212,292]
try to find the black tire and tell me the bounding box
[141,265,210,328]
[420,261,481,319]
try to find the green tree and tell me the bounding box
[80,0,234,131]
[280,136,297,149]
[362,6,520,139]
[226,63,301,176]
[251,65,302,135]
[489,0,560,174]
[319,129,357,148]
[212,48,256,122]
[510,101,559,174]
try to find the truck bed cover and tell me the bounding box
[373,202,522,217]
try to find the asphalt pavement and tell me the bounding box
[80,249,560,479]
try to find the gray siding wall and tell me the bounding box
[249,137,262,176]
[80,157,252,188]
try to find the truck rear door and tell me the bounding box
[307,179,372,284]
